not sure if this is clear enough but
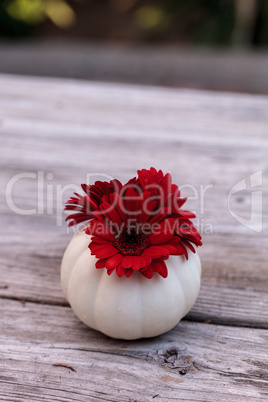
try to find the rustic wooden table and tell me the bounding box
[0,74,267,401]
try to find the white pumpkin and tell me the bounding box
[61,230,201,340]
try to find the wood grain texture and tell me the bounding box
[0,299,268,401]
[0,73,268,400]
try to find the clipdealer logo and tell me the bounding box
[227,170,263,233]
[5,170,263,233]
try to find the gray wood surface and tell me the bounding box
[0,74,267,400]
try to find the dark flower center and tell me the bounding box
[114,224,150,256]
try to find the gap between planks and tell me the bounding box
[0,294,266,330]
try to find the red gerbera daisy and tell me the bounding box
[65,168,202,279]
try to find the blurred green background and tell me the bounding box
[0,0,267,47]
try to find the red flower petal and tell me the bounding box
[95,259,107,269]
[90,244,118,259]
[107,267,116,275]
[105,253,124,270]
[90,236,113,246]
[145,245,170,259]
[125,269,133,278]
[99,202,122,225]
[151,260,168,278]
[123,186,143,217]
[174,210,196,219]
[132,256,141,271]
[150,218,175,245]
[116,264,126,277]
[141,251,152,266]
[86,221,115,242]
[182,240,196,254]
[138,256,147,268]
[121,255,134,269]
[140,265,153,279]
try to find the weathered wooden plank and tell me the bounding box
[0,298,267,401]
[0,74,267,329]
[0,73,268,401]
[1,225,268,328]
[0,75,267,144]
[1,178,268,323]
